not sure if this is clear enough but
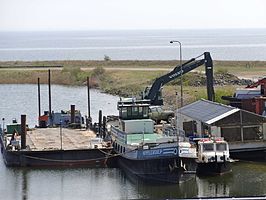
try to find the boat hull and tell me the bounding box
[118,156,196,183]
[196,161,231,176]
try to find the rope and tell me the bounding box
[22,146,138,163]
[23,154,109,163]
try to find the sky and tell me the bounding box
[0,0,266,31]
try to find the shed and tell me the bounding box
[176,99,266,143]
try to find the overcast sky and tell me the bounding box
[0,0,266,31]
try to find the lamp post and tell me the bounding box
[170,40,183,107]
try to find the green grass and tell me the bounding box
[0,59,265,106]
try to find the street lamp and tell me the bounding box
[170,40,183,107]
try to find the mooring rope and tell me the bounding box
[22,146,138,163]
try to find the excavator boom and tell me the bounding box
[144,52,214,105]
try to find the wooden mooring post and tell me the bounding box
[21,115,26,149]
[98,110,102,137]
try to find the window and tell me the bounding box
[132,106,139,116]
[203,143,214,151]
[139,107,143,116]
[121,108,127,119]
[156,107,163,112]
[216,143,227,151]
[143,107,148,118]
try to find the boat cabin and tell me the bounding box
[117,98,150,120]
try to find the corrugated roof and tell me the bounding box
[177,99,239,125]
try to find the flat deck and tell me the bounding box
[26,128,100,151]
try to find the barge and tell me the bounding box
[0,116,112,167]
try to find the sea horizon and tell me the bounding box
[0,28,266,61]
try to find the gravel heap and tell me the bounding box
[189,72,253,87]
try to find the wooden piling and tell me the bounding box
[21,115,26,149]
[103,116,106,139]
[87,77,91,119]
[98,110,102,137]
[37,77,41,118]
[48,69,52,126]
[71,105,75,124]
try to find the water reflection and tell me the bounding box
[196,174,232,198]
[1,152,266,199]
[22,170,28,200]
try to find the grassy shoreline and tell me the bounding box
[0,60,265,106]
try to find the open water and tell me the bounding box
[0,84,265,199]
[0,29,266,61]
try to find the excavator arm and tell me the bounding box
[144,52,214,105]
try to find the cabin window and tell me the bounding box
[139,107,143,116]
[121,108,127,119]
[216,143,227,151]
[132,106,139,116]
[203,143,214,151]
[143,107,148,117]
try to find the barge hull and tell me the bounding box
[118,156,196,183]
[1,139,112,167]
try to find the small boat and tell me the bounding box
[194,137,232,176]
[109,97,197,183]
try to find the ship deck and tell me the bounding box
[26,128,102,151]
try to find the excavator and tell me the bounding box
[142,52,215,106]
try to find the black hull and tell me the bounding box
[196,162,231,176]
[230,149,266,162]
[1,137,113,167]
[118,156,197,183]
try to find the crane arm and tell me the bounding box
[144,52,214,105]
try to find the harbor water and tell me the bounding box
[0,85,266,199]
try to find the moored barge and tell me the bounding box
[0,116,112,167]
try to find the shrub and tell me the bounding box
[91,66,105,77]
[215,68,228,75]
[104,55,111,61]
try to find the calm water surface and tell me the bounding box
[0,29,266,61]
[0,84,265,200]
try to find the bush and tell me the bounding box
[104,55,111,61]
[215,68,228,75]
[91,66,105,77]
